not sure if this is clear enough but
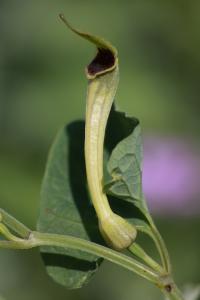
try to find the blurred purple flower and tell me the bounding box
[143,136,200,216]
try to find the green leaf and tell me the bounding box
[104,107,150,225]
[37,121,103,289]
[37,107,151,289]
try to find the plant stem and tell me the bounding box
[0,225,159,285]
[0,208,31,238]
[128,243,165,274]
[161,283,184,300]
[0,211,184,299]
[147,214,171,273]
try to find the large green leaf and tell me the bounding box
[37,121,104,289]
[37,107,151,289]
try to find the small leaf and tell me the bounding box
[37,121,103,289]
[104,107,153,242]
[104,107,150,226]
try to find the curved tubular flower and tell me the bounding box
[59,14,137,250]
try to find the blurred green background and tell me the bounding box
[0,1,200,299]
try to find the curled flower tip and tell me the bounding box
[58,13,118,79]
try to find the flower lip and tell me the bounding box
[59,14,118,80]
[87,48,116,78]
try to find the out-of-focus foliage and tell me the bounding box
[0,1,200,299]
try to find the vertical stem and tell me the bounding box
[147,214,171,273]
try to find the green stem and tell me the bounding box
[128,243,165,274]
[161,283,184,300]
[0,209,31,238]
[0,210,184,299]
[147,214,171,273]
[34,231,160,284]
[0,227,159,285]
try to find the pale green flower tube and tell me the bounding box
[60,15,137,250]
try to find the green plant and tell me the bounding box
[0,15,192,300]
